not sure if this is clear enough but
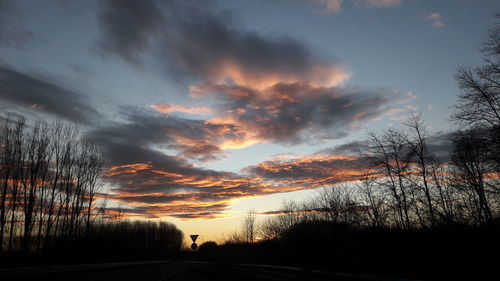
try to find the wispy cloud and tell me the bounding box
[352,0,402,9]
[427,13,444,27]
[312,0,343,14]
[311,0,402,14]
[102,150,374,220]
[149,103,211,115]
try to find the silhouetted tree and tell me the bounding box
[243,209,257,242]
[451,130,494,224]
[261,201,307,239]
[368,129,412,229]
[0,118,108,255]
[314,184,360,225]
[453,14,500,128]
[403,113,437,227]
[449,13,500,224]
[356,174,388,227]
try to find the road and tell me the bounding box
[0,260,420,281]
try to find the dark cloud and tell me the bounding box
[426,131,453,161]
[316,140,369,156]
[97,0,163,65]
[97,0,348,86]
[98,0,405,147]
[0,65,100,124]
[160,2,347,86]
[105,203,230,220]
[169,143,225,162]
[87,108,244,162]
[193,83,396,144]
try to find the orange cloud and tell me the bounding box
[102,149,380,220]
[149,103,212,115]
[214,59,351,90]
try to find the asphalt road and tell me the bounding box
[0,260,420,281]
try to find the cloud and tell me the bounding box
[86,109,238,162]
[245,131,454,191]
[101,149,377,220]
[426,131,452,161]
[97,0,164,65]
[245,153,375,189]
[312,0,343,14]
[315,140,368,156]
[190,83,401,147]
[96,0,413,151]
[91,124,269,218]
[312,0,401,14]
[92,111,453,220]
[149,103,211,115]
[0,65,100,124]
[427,13,444,27]
[161,1,351,89]
[88,109,386,219]
[351,0,402,8]
[97,0,350,87]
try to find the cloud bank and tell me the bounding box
[0,65,100,124]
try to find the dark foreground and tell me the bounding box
[0,260,419,281]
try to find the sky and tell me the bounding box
[1,0,499,242]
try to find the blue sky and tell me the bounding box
[1,0,499,240]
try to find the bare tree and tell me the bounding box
[356,174,388,228]
[429,160,457,223]
[314,184,360,225]
[20,121,50,252]
[0,118,106,254]
[261,200,305,239]
[403,113,437,227]
[243,209,257,243]
[451,130,493,224]
[453,14,500,128]
[368,130,412,229]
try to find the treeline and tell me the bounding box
[0,118,104,255]
[260,115,500,237]
[195,218,500,279]
[46,220,184,264]
[0,118,184,263]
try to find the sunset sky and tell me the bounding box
[1,0,499,241]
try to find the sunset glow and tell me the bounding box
[1,0,499,243]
